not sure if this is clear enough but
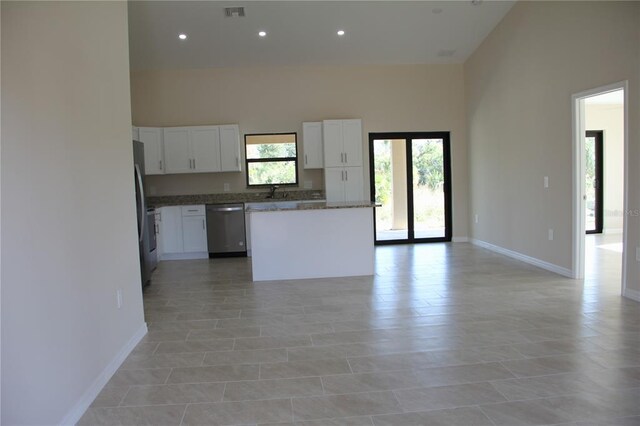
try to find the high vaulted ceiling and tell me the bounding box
[128,1,514,71]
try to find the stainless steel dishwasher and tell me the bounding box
[206,203,247,257]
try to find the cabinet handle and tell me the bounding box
[345,170,348,181]
[341,170,345,181]
[341,153,344,163]
[193,158,196,169]
[202,219,205,230]
[305,154,308,165]
[345,153,348,163]
[159,160,162,170]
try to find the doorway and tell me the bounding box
[572,83,627,297]
[585,130,603,234]
[369,132,452,244]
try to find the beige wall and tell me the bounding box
[131,64,469,238]
[1,2,144,424]
[465,1,640,294]
[585,103,624,232]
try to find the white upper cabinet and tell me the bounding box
[219,125,242,172]
[137,127,165,175]
[163,127,192,174]
[302,122,323,169]
[322,120,344,168]
[190,126,221,173]
[341,119,363,167]
[162,125,240,174]
[322,119,362,168]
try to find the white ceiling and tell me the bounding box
[128,1,515,70]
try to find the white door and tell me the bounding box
[324,167,346,203]
[219,125,241,172]
[163,127,192,174]
[343,166,364,202]
[303,122,323,169]
[182,216,208,252]
[342,119,363,167]
[190,127,221,173]
[138,127,164,175]
[323,120,344,168]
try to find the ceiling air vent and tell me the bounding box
[224,7,245,17]
[438,49,457,58]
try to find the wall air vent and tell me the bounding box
[224,7,245,17]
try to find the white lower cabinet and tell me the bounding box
[157,205,208,260]
[324,166,364,203]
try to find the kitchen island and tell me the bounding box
[246,201,375,281]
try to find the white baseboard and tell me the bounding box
[160,251,209,260]
[470,238,573,278]
[60,323,148,425]
[623,287,640,302]
[452,237,469,243]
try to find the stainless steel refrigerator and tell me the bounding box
[134,140,157,286]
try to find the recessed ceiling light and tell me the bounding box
[258,31,267,37]
[178,33,187,40]
[471,0,482,5]
[432,8,443,14]
[337,30,345,36]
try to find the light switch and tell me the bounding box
[304,181,312,189]
[548,229,554,241]
[223,183,230,192]
[544,176,549,188]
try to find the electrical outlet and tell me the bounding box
[223,183,230,192]
[149,186,157,196]
[636,247,640,262]
[304,180,312,189]
[474,214,479,224]
[544,176,549,188]
[116,289,123,309]
[548,229,554,241]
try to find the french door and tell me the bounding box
[585,130,603,234]
[369,132,452,244]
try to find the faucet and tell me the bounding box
[266,185,279,199]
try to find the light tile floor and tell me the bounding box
[80,238,640,425]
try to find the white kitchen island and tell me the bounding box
[246,201,375,281]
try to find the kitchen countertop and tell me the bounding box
[147,190,324,207]
[245,200,378,212]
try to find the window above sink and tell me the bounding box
[245,133,298,187]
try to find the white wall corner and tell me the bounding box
[60,323,148,426]
[623,288,640,302]
[469,238,573,278]
[452,236,469,243]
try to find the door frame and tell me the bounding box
[585,130,604,235]
[571,81,628,295]
[368,132,452,245]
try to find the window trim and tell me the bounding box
[244,132,299,187]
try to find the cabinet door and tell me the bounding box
[190,127,221,173]
[163,127,192,174]
[342,119,363,167]
[324,167,346,203]
[138,127,164,175]
[219,125,241,172]
[343,166,364,202]
[132,126,140,141]
[182,216,208,252]
[303,122,323,169]
[323,120,344,168]
[160,206,183,254]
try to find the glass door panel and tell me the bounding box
[370,132,451,244]
[411,139,445,239]
[373,139,408,241]
[585,130,603,234]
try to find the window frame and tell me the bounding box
[244,132,299,188]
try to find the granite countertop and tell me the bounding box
[245,200,378,212]
[147,190,325,207]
